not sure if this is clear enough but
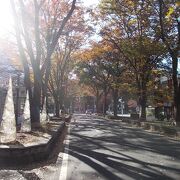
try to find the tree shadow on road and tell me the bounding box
[72,117,180,159]
[68,116,180,180]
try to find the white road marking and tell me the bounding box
[59,126,70,180]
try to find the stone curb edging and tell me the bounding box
[121,119,180,139]
[94,115,180,139]
[0,121,66,166]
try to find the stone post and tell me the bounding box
[21,91,31,132]
[0,77,16,143]
[41,97,48,124]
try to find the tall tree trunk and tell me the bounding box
[176,105,180,125]
[171,54,180,125]
[175,84,180,125]
[137,74,148,121]
[96,96,100,113]
[42,0,76,100]
[95,90,100,113]
[59,88,64,110]
[140,91,147,120]
[141,99,146,120]
[103,88,108,115]
[55,100,60,117]
[113,88,118,117]
[31,71,41,128]
[158,0,179,125]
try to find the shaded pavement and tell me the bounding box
[64,114,180,180]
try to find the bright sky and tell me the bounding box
[0,1,13,38]
[82,0,99,6]
[0,0,99,39]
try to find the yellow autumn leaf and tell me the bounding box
[125,0,134,7]
[128,19,137,25]
[166,7,174,18]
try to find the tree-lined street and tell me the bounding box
[0,0,179,179]
[61,114,180,180]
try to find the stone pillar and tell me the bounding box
[41,97,48,124]
[0,77,16,143]
[21,91,31,132]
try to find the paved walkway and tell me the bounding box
[61,114,180,180]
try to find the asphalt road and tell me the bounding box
[0,114,180,180]
[62,114,180,180]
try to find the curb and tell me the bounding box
[121,119,180,139]
[0,121,66,166]
[95,115,180,140]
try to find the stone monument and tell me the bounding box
[21,91,31,132]
[41,97,48,124]
[0,77,16,143]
